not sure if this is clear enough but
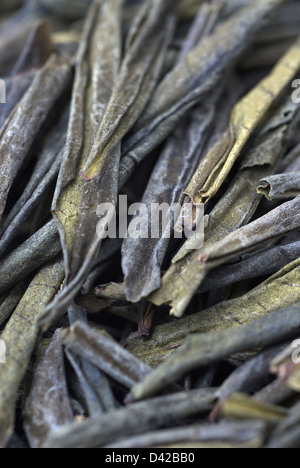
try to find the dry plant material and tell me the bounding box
[185,36,300,206]
[0,258,64,447]
[150,93,300,317]
[105,420,267,449]
[44,389,217,448]
[258,173,300,200]
[23,330,73,448]
[40,0,176,327]
[0,54,71,220]
[218,393,288,424]
[121,0,287,180]
[128,303,300,401]
[61,320,151,389]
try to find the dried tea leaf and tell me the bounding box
[219,393,287,423]
[126,261,300,367]
[185,36,300,205]
[82,0,176,180]
[151,96,297,316]
[269,342,300,393]
[0,220,61,296]
[176,0,225,63]
[24,330,73,448]
[94,282,126,301]
[66,350,105,417]
[120,0,287,182]
[122,98,217,302]
[254,380,295,406]
[266,400,300,448]
[36,0,93,22]
[0,281,29,328]
[105,420,266,449]
[61,320,151,388]
[203,196,300,266]
[216,345,286,403]
[0,19,53,129]
[38,1,122,326]
[258,173,300,200]
[67,304,116,414]
[121,2,225,302]
[0,53,71,221]
[199,240,300,293]
[0,110,68,256]
[128,303,300,401]
[44,389,217,448]
[0,257,64,447]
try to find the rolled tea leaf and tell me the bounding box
[42,0,122,327]
[218,393,287,424]
[0,14,43,76]
[0,19,53,129]
[44,389,217,448]
[82,0,176,180]
[0,110,68,256]
[215,344,287,408]
[265,400,300,448]
[24,330,73,448]
[258,173,300,200]
[203,196,300,266]
[120,0,287,181]
[126,260,300,367]
[66,350,106,417]
[151,96,298,316]
[254,380,296,406]
[122,98,217,302]
[0,220,61,296]
[121,2,223,303]
[0,257,65,448]
[0,281,29,328]
[199,241,300,293]
[36,0,93,21]
[0,53,71,221]
[185,36,300,205]
[105,420,267,449]
[127,302,300,400]
[61,320,151,388]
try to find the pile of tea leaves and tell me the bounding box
[1,0,300,449]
